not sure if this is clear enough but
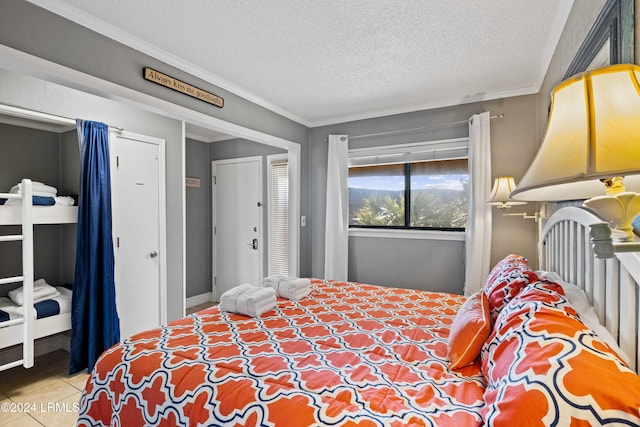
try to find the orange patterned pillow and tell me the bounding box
[481,280,640,425]
[448,291,491,370]
[483,254,532,321]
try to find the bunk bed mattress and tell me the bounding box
[78,280,486,427]
[0,287,72,323]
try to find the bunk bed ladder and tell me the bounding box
[0,179,34,371]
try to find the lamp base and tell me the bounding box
[582,192,640,240]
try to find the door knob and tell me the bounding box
[150,251,158,258]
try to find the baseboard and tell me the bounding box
[186,292,213,308]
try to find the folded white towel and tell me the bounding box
[55,196,75,206]
[219,283,276,317]
[53,287,72,313]
[8,278,60,306]
[0,297,25,319]
[263,276,311,301]
[10,181,58,196]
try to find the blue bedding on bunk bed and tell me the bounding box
[0,287,73,323]
[0,196,56,206]
[0,299,59,322]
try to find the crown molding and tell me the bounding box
[308,85,540,128]
[25,0,311,127]
[25,0,572,130]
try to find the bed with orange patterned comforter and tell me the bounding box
[77,273,640,427]
[77,280,485,426]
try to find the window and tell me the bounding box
[348,140,469,230]
[268,155,289,275]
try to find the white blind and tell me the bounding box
[270,160,289,276]
[348,138,468,167]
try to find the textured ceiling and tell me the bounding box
[28,0,573,128]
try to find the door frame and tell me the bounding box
[110,129,167,325]
[211,156,264,300]
[0,44,302,316]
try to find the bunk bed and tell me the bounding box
[77,206,640,426]
[0,179,78,371]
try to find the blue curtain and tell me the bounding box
[69,120,120,375]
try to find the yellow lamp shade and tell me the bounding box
[511,64,640,201]
[487,176,526,206]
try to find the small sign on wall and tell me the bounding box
[185,177,201,188]
[144,67,224,108]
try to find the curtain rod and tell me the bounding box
[324,113,504,142]
[0,104,124,131]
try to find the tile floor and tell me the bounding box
[0,304,217,426]
[0,349,88,426]
[186,301,216,315]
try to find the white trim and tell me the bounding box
[24,0,574,129]
[309,86,539,127]
[0,44,300,152]
[349,228,465,241]
[267,153,290,276]
[186,292,213,308]
[288,147,301,276]
[24,0,310,127]
[181,121,187,317]
[109,130,168,327]
[185,130,234,144]
[0,43,301,315]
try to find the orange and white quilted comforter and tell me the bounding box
[77,280,485,426]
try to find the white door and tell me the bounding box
[212,157,262,299]
[110,131,166,339]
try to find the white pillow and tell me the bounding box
[535,270,630,365]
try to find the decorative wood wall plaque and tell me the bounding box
[144,67,224,108]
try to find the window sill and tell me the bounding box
[348,228,465,241]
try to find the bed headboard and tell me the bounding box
[539,206,640,372]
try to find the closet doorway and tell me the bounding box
[110,131,166,339]
[212,157,263,299]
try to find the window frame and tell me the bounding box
[348,138,469,233]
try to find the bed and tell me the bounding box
[77,206,640,426]
[0,179,78,371]
[0,286,73,348]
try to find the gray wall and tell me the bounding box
[310,95,540,292]
[185,139,212,299]
[349,237,465,294]
[60,129,80,285]
[0,124,61,191]
[637,0,640,63]
[0,124,76,294]
[185,138,286,299]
